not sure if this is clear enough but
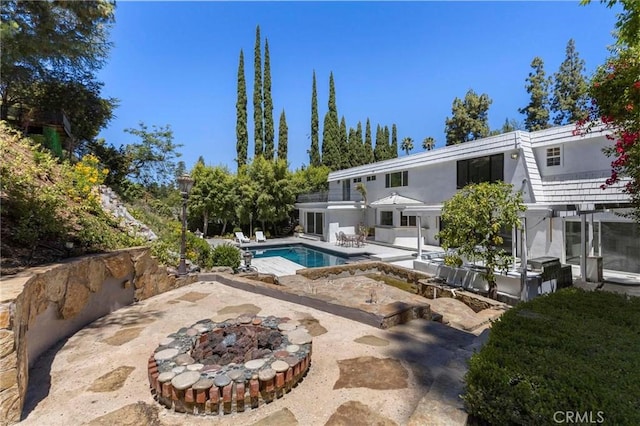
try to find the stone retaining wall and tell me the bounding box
[296,261,431,283]
[0,248,196,426]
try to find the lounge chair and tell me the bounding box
[255,231,267,242]
[235,232,250,243]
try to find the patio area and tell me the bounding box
[19,281,484,426]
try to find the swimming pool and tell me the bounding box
[250,245,348,268]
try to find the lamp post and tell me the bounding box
[177,173,194,275]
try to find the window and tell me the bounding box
[380,211,393,226]
[306,212,324,235]
[457,153,504,189]
[366,175,376,182]
[353,177,362,183]
[385,170,409,188]
[400,213,417,227]
[546,147,561,167]
[342,179,351,201]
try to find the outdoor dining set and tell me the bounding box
[335,231,366,247]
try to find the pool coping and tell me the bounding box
[242,240,370,259]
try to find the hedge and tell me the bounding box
[464,288,640,425]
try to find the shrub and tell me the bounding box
[464,288,640,425]
[232,226,242,233]
[187,233,214,269]
[211,243,241,269]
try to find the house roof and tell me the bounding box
[327,123,610,183]
[370,193,423,206]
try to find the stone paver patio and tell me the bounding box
[19,281,484,426]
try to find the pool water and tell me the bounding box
[250,245,347,268]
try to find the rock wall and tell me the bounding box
[0,248,196,425]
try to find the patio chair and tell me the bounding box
[355,233,366,247]
[255,231,267,242]
[335,232,342,246]
[338,231,348,247]
[235,231,250,243]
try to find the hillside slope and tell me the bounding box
[0,122,148,275]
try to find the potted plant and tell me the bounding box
[294,225,304,237]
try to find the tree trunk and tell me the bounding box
[203,211,209,237]
[221,220,227,236]
[488,281,498,300]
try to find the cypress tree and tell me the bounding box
[263,39,274,160]
[321,72,340,170]
[347,127,358,168]
[309,71,321,166]
[235,49,248,170]
[277,109,288,162]
[338,116,348,169]
[374,124,385,162]
[551,39,589,125]
[356,121,364,165]
[391,124,398,158]
[384,125,390,159]
[253,25,263,157]
[364,118,374,164]
[519,56,551,131]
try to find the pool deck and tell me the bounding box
[209,237,433,277]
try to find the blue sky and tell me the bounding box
[97,1,619,173]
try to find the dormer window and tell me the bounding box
[546,147,561,167]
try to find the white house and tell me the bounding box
[295,124,639,277]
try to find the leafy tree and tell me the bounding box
[29,77,116,156]
[364,118,374,164]
[391,124,398,158]
[445,89,492,145]
[253,26,263,157]
[263,39,274,160]
[123,122,183,188]
[85,138,130,192]
[1,0,115,120]
[277,109,288,161]
[581,0,640,223]
[189,166,214,236]
[236,49,248,169]
[321,72,340,169]
[232,166,257,229]
[519,57,551,131]
[401,137,414,155]
[290,165,330,195]
[338,116,348,169]
[309,71,321,166]
[551,39,589,125]
[245,156,295,234]
[437,182,526,299]
[422,136,435,151]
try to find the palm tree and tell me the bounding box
[400,137,414,155]
[422,136,435,151]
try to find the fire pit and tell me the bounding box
[147,314,312,415]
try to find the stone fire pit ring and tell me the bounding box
[147,314,313,415]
